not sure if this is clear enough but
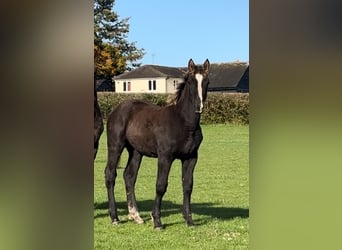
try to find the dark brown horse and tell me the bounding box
[94,84,104,159]
[105,59,210,229]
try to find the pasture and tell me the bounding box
[94,124,249,249]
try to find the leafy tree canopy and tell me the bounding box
[94,0,144,79]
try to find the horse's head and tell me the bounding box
[187,58,210,113]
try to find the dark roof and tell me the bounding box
[96,79,114,91]
[236,66,249,92]
[208,62,249,91]
[180,62,249,92]
[114,65,186,80]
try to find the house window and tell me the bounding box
[173,80,178,89]
[123,81,131,92]
[148,80,156,91]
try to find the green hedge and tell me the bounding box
[203,93,249,124]
[97,92,249,124]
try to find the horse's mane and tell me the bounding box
[167,73,189,105]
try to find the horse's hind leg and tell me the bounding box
[105,139,124,225]
[124,148,144,224]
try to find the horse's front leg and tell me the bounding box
[151,155,173,229]
[181,152,198,227]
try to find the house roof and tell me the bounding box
[207,62,249,90]
[95,79,114,91]
[113,65,186,80]
[179,62,249,91]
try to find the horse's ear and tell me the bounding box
[188,59,195,74]
[203,59,210,74]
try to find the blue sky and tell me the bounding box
[115,0,249,67]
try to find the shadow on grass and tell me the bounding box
[94,199,249,226]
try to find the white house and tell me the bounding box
[113,65,185,94]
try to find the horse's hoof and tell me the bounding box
[128,214,144,224]
[135,218,144,224]
[187,223,195,228]
[111,219,120,225]
[154,225,164,230]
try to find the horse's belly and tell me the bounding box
[126,129,158,157]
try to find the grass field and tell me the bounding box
[94,124,249,249]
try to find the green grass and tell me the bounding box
[94,124,249,249]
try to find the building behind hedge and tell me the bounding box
[111,62,249,94]
[113,65,185,94]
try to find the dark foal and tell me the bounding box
[105,59,210,229]
[94,85,104,159]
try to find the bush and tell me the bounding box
[201,93,249,124]
[97,92,249,124]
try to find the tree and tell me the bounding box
[94,0,145,79]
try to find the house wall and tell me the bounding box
[115,77,182,93]
[166,78,183,93]
[115,78,166,93]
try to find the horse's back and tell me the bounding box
[108,99,174,156]
[108,99,159,124]
[107,99,160,145]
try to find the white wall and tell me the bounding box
[115,77,184,94]
[114,78,166,93]
[166,78,183,93]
